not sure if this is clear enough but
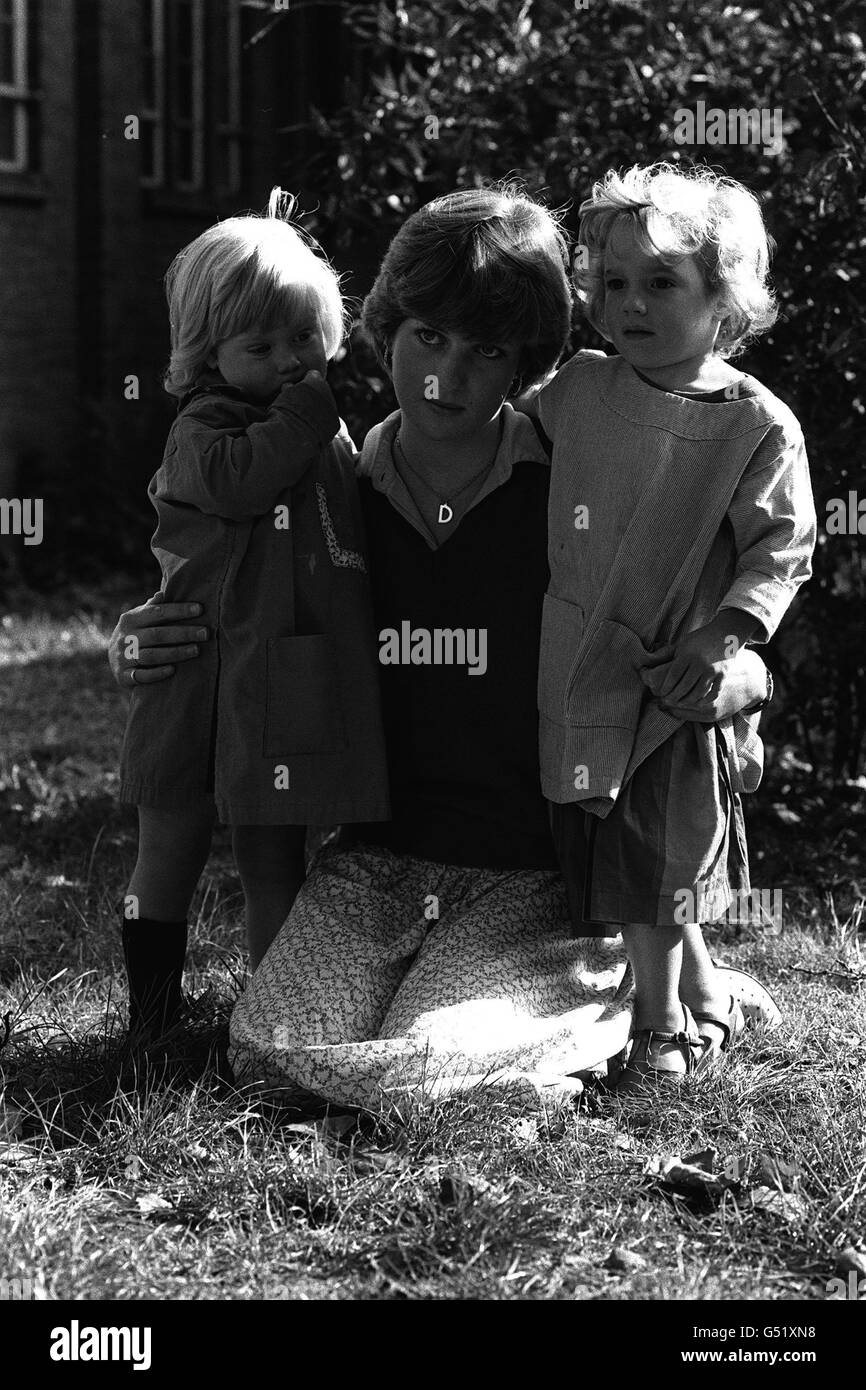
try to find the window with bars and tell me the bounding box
[141,0,245,195]
[0,0,37,174]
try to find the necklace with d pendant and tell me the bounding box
[394,434,495,525]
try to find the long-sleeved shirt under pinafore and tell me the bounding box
[538,353,817,816]
[119,375,390,826]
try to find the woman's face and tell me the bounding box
[390,319,522,445]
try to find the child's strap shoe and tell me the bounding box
[615,1005,717,1094]
[691,993,745,1053]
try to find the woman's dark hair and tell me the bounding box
[362,184,573,390]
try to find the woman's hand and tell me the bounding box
[640,644,768,723]
[108,594,210,689]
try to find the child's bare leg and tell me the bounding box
[681,928,739,1045]
[680,921,738,1049]
[621,924,684,1034]
[617,923,709,1085]
[232,825,306,971]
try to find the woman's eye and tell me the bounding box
[651,278,675,290]
[294,329,313,344]
[605,279,624,292]
[477,345,504,359]
[247,345,270,356]
[416,327,443,346]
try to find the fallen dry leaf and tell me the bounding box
[750,1186,808,1223]
[136,1192,173,1215]
[754,1151,801,1192]
[836,1247,866,1277]
[604,1246,648,1273]
[681,1146,718,1173]
[0,1141,40,1165]
[351,1149,408,1174]
[646,1153,735,1197]
[438,1169,491,1205]
[283,1115,357,1142]
[509,1117,540,1145]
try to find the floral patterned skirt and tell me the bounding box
[227,843,634,1110]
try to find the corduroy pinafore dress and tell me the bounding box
[538,352,816,931]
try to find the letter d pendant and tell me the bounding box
[438,502,453,524]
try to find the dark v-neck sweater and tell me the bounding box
[354,423,557,871]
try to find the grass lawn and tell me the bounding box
[0,582,864,1304]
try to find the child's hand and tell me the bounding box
[272,368,334,412]
[640,647,769,723]
[641,624,732,707]
[639,645,676,698]
[273,365,328,394]
[292,367,332,400]
[643,610,760,707]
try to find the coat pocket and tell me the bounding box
[263,635,347,756]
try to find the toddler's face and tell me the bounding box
[390,318,521,445]
[209,318,327,400]
[600,222,723,387]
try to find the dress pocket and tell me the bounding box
[538,592,584,718]
[564,617,649,728]
[263,635,347,756]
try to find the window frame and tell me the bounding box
[213,0,242,195]
[141,0,245,198]
[140,0,166,188]
[169,0,205,193]
[0,0,32,174]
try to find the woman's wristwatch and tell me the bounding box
[744,666,774,714]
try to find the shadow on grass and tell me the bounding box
[0,1006,369,1157]
[2,1026,223,1143]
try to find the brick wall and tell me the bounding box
[0,0,78,505]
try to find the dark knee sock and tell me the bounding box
[121,913,188,1039]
